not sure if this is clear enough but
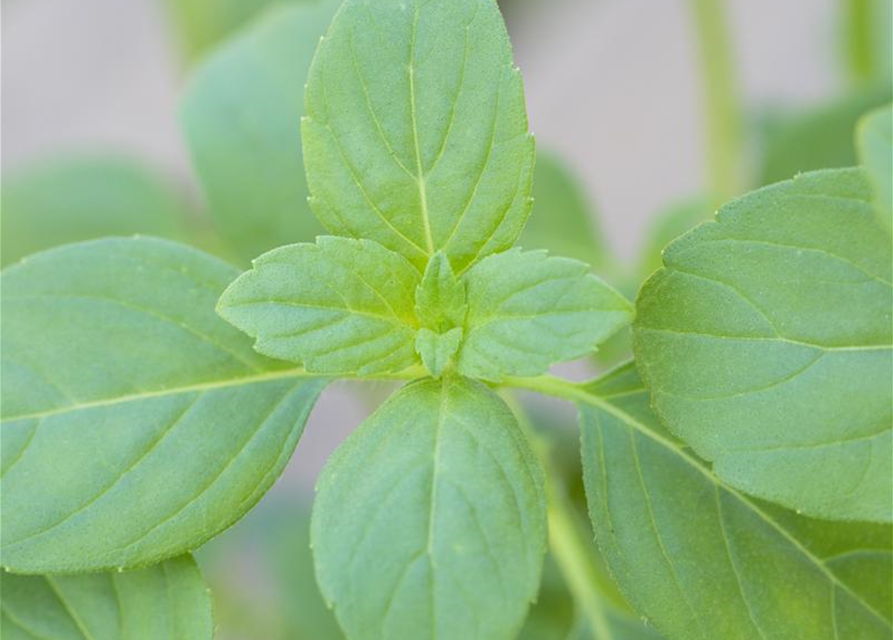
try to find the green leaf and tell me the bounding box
[0,238,325,573]
[759,84,892,185]
[414,327,463,378]
[579,362,893,640]
[181,2,338,264]
[857,104,893,229]
[312,376,547,640]
[520,150,611,270]
[633,168,892,522]
[302,0,535,272]
[415,253,467,331]
[0,155,188,268]
[0,555,213,639]
[217,236,421,375]
[457,249,633,381]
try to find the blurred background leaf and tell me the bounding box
[0,155,194,267]
[181,2,337,265]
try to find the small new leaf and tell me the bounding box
[312,376,547,640]
[302,0,535,272]
[458,249,633,381]
[218,236,421,375]
[0,555,214,639]
[414,327,463,377]
[634,168,893,522]
[415,252,467,331]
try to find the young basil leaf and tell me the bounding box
[856,104,892,229]
[457,249,633,381]
[520,150,613,271]
[579,362,893,640]
[0,238,324,573]
[634,168,892,522]
[181,2,339,264]
[414,327,463,378]
[312,376,547,640]
[0,156,189,268]
[415,253,467,331]
[302,0,535,272]
[0,555,213,639]
[217,236,421,375]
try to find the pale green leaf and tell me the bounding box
[633,168,892,522]
[217,236,421,375]
[857,103,893,229]
[520,150,612,270]
[414,327,463,378]
[415,253,467,331]
[302,0,535,272]
[458,249,633,381]
[0,555,213,639]
[0,238,324,573]
[0,156,188,268]
[312,376,547,640]
[579,362,893,640]
[181,2,338,264]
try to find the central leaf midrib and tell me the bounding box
[408,0,435,256]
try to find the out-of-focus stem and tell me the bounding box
[843,0,879,86]
[500,392,615,640]
[687,0,743,206]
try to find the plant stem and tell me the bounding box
[842,0,880,86]
[687,0,743,205]
[499,391,616,639]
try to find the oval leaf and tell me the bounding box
[633,168,893,522]
[181,2,339,263]
[217,236,421,375]
[312,376,547,640]
[302,0,535,272]
[579,363,892,640]
[1,555,213,639]
[458,249,632,381]
[1,238,324,573]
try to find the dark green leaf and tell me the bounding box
[579,362,893,640]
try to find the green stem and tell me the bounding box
[500,392,616,640]
[842,0,878,86]
[687,0,743,205]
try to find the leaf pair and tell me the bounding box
[218,238,631,381]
